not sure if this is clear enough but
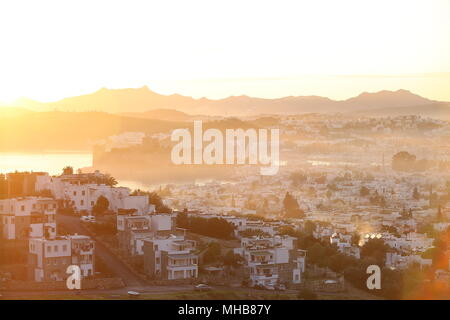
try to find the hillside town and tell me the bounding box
[1,115,450,300]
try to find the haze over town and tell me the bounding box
[0,0,449,301]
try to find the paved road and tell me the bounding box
[0,284,290,299]
[1,215,299,299]
[0,284,200,299]
[56,214,146,288]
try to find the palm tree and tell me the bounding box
[105,174,118,187]
[62,166,74,175]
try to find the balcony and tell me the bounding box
[167,254,197,269]
[167,264,198,272]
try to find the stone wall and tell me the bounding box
[0,277,124,291]
[145,278,198,286]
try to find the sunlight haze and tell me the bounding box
[0,0,449,103]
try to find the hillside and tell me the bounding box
[352,102,450,120]
[9,87,444,116]
[0,111,270,152]
[121,108,222,122]
[0,111,185,152]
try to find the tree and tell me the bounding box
[283,192,304,218]
[360,186,370,197]
[351,232,360,246]
[132,190,172,213]
[327,183,338,191]
[413,187,420,200]
[223,250,243,268]
[62,166,74,175]
[307,242,328,266]
[203,242,222,264]
[104,174,118,187]
[304,221,316,236]
[315,176,326,184]
[329,253,354,273]
[93,195,109,215]
[392,151,416,172]
[370,192,387,207]
[326,189,333,199]
[176,210,189,228]
[361,238,388,266]
[147,192,171,213]
[290,171,307,187]
[177,214,236,239]
[159,185,172,197]
[400,207,412,219]
[436,205,447,222]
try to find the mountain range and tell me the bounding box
[6,86,450,118]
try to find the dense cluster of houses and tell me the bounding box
[0,195,95,282]
[234,236,306,288]
[35,171,152,214]
[1,155,449,288]
[117,211,199,280]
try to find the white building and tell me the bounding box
[117,213,174,255]
[35,172,152,214]
[0,197,57,240]
[234,235,306,287]
[28,234,95,282]
[142,235,198,280]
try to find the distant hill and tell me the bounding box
[0,111,268,152]
[352,102,450,120]
[121,108,222,122]
[10,86,445,116]
[341,89,434,111]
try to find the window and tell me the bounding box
[82,190,86,196]
[156,257,160,264]
[80,200,84,206]
[62,245,67,252]
[21,205,25,211]
[73,191,77,196]
[54,245,58,252]
[47,246,52,253]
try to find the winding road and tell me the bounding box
[56,214,146,288]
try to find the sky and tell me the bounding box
[0,0,449,103]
